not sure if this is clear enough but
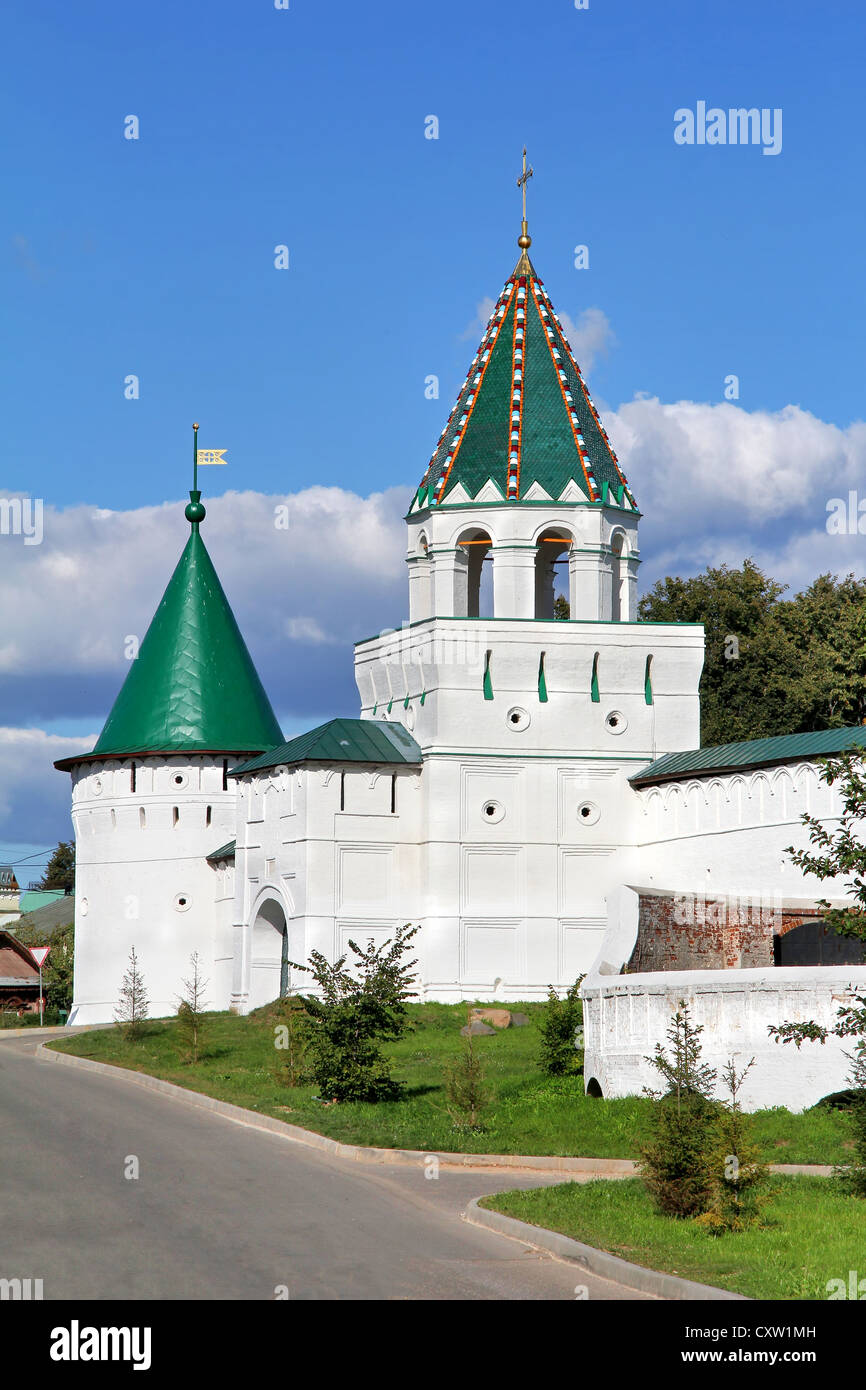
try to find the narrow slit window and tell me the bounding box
[591,652,600,703]
[130,761,136,793]
[222,758,229,791]
[390,773,397,814]
[206,805,212,827]
[538,652,548,703]
[172,806,179,827]
[483,649,494,701]
[340,771,345,811]
[644,655,654,706]
[139,807,146,829]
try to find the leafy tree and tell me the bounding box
[115,946,149,1040]
[13,918,75,1012]
[553,594,570,620]
[37,841,75,893]
[290,924,420,1102]
[640,1003,718,1218]
[786,751,866,950]
[537,979,583,1076]
[175,951,209,1063]
[639,561,866,746]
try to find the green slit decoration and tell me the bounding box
[644,655,653,706]
[404,693,410,708]
[387,698,393,714]
[372,703,377,715]
[590,652,600,703]
[420,691,426,706]
[483,650,494,701]
[538,652,548,703]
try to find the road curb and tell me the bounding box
[36,1042,835,1179]
[36,1042,639,1174]
[464,1198,749,1301]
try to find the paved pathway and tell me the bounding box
[0,1035,652,1301]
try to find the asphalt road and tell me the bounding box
[0,1033,652,1301]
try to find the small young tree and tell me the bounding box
[175,951,209,1063]
[697,1057,769,1234]
[115,946,149,1040]
[291,923,420,1102]
[273,994,309,1088]
[445,1007,488,1130]
[537,979,584,1076]
[640,1002,718,1218]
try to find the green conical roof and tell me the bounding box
[89,512,283,758]
[412,248,638,511]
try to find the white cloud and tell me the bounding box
[0,728,92,841]
[558,307,616,373]
[459,296,497,342]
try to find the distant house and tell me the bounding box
[0,930,39,1014]
[0,867,21,930]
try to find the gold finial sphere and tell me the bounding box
[193,421,199,429]
[518,232,531,249]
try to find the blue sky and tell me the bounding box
[2,0,865,877]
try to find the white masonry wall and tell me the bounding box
[582,761,860,1110]
[68,755,237,1024]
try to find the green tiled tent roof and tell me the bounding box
[414,250,637,510]
[631,725,866,788]
[231,718,422,776]
[62,521,283,762]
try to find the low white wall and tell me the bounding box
[582,966,866,1112]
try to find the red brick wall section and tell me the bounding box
[627,894,819,972]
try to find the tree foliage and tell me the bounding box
[37,841,75,893]
[12,918,74,1013]
[639,561,866,746]
[640,1003,718,1218]
[697,1058,769,1234]
[537,979,583,1076]
[290,924,420,1102]
[445,1007,488,1130]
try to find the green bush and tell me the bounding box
[290,924,420,1102]
[640,1002,718,1219]
[537,979,583,1076]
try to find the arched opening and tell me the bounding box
[249,897,290,1009]
[534,530,572,618]
[455,529,492,617]
[610,531,626,621]
[586,1077,604,1098]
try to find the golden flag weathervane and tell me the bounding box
[191,423,228,493]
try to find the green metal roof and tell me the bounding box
[631,724,866,788]
[230,718,422,776]
[206,840,236,863]
[413,248,637,511]
[88,517,283,758]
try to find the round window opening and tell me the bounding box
[481,800,505,824]
[506,706,530,732]
[605,710,628,735]
[80,897,89,917]
[577,801,600,826]
[174,893,192,913]
[172,772,188,789]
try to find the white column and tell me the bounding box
[569,547,604,619]
[493,546,535,618]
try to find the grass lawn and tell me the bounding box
[482,1176,866,1300]
[48,1002,854,1163]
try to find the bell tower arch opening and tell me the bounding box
[534,529,572,619]
[455,528,493,617]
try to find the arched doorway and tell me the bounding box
[249,896,289,1009]
[534,530,572,618]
